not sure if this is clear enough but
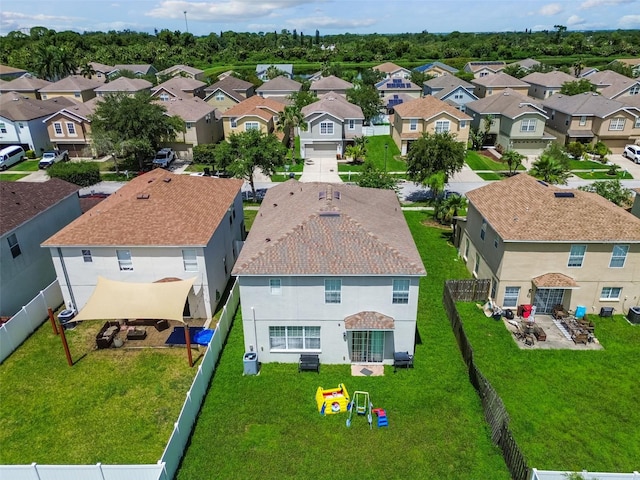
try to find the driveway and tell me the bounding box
[299,156,342,183]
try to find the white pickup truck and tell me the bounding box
[152,148,176,169]
[39,149,69,168]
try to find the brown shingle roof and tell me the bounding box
[233,181,426,276]
[466,89,547,119]
[0,92,77,121]
[222,95,284,118]
[1,179,79,236]
[521,71,575,88]
[466,173,640,242]
[94,77,152,93]
[393,96,472,121]
[472,73,529,88]
[39,75,103,92]
[152,77,206,92]
[158,64,204,76]
[311,75,353,91]
[542,92,637,118]
[42,169,243,247]
[205,76,253,93]
[374,62,406,74]
[256,76,302,92]
[0,76,51,92]
[532,273,579,289]
[345,311,395,330]
[302,93,364,120]
[157,96,217,122]
[588,70,640,98]
[0,65,27,76]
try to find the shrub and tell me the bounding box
[25,150,36,159]
[47,161,101,187]
[192,144,217,165]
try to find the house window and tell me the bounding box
[66,122,76,136]
[269,326,320,350]
[74,92,81,98]
[215,93,225,101]
[182,249,198,272]
[503,287,520,308]
[230,118,237,128]
[269,278,282,295]
[245,122,259,131]
[320,122,334,135]
[18,122,24,129]
[464,238,470,260]
[325,278,341,304]
[53,122,63,136]
[0,123,6,133]
[609,117,625,131]
[116,249,133,271]
[186,122,194,129]
[635,117,640,129]
[494,236,499,249]
[473,253,480,276]
[629,85,640,95]
[460,120,467,128]
[82,249,92,263]
[409,119,418,131]
[159,93,170,101]
[600,287,621,301]
[480,219,487,240]
[579,115,587,126]
[568,244,586,267]
[392,279,410,304]
[348,119,355,130]
[491,278,497,300]
[435,120,450,133]
[521,119,536,132]
[7,234,21,258]
[609,245,629,268]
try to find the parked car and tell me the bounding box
[152,148,176,168]
[38,149,69,169]
[623,144,640,164]
[0,145,25,170]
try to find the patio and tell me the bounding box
[503,315,603,350]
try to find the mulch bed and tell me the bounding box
[479,149,502,162]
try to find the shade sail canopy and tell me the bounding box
[74,276,196,323]
[532,273,579,289]
[344,311,395,330]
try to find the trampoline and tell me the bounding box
[165,326,215,346]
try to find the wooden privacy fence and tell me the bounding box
[443,279,530,480]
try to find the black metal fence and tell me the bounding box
[443,279,530,480]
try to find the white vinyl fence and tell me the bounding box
[0,279,63,364]
[362,125,391,136]
[531,469,640,480]
[0,280,240,480]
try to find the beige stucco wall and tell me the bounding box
[222,115,271,139]
[40,90,96,102]
[205,92,239,113]
[46,114,91,145]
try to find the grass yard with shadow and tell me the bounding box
[7,159,40,172]
[0,173,30,181]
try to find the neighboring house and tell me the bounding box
[157,64,205,81]
[221,95,285,141]
[456,173,640,316]
[151,77,207,99]
[0,92,76,152]
[414,61,458,77]
[113,64,157,77]
[423,75,478,112]
[94,77,152,97]
[204,76,255,112]
[232,180,426,365]
[1,179,81,318]
[382,93,417,115]
[586,70,640,100]
[542,92,640,152]
[579,67,600,78]
[391,95,471,156]
[508,58,541,71]
[521,71,576,100]
[299,92,364,159]
[0,64,28,80]
[85,62,118,82]
[256,64,293,81]
[471,73,530,98]
[160,97,223,156]
[466,89,555,155]
[38,75,103,102]
[256,76,302,103]
[611,58,640,77]
[310,75,353,97]
[43,97,100,157]
[0,77,51,99]
[373,62,411,79]
[463,61,506,78]
[375,78,423,104]
[42,169,245,319]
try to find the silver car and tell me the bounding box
[623,144,640,163]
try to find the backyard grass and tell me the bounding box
[458,304,640,472]
[243,208,258,231]
[7,159,40,171]
[0,173,30,181]
[175,212,510,480]
[0,319,195,464]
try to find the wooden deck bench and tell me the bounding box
[298,354,320,373]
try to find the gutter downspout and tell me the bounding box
[57,247,77,310]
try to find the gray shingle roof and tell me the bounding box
[38,75,103,92]
[466,89,547,119]
[521,71,576,88]
[302,93,363,120]
[472,73,529,88]
[311,75,353,91]
[0,92,77,121]
[233,181,426,276]
[256,76,302,92]
[542,91,637,117]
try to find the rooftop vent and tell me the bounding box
[537,180,548,187]
[163,178,171,183]
[319,191,326,200]
[136,194,150,200]
[334,191,341,200]
[554,191,575,198]
[319,211,340,217]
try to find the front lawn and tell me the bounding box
[476,172,503,181]
[7,159,40,171]
[0,320,195,464]
[176,212,510,480]
[458,304,640,472]
[572,170,633,180]
[0,173,30,181]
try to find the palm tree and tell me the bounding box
[438,194,468,225]
[344,143,366,163]
[79,62,96,79]
[529,156,570,185]
[276,106,307,161]
[501,150,525,176]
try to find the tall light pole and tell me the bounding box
[183,11,189,33]
[384,143,388,173]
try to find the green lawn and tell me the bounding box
[100,172,135,181]
[465,151,526,173]
[338,135,405,173]
[8,159,40,171]
[176,212,510,480]
[0,319,195,464]
[476,172,503,181]
[0,173,30,181]
[243,208,258,231]
[566,158,608,170]
[458,304,640,472]
[572,170,633,180]
[271,173,302,182]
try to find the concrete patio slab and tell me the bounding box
[502,315,603,350]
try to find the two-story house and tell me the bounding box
[376,78,423,114]
[299,93,364,159]
[38,76,103,102]
[0,77,51,99]
[255,76,302,103]
[156,64,205,81]
[94,77,152,97]
[43,98,99,157]
[391,96,471,156]
[542,92,640,152]
[221,95,285,141]
[423,75,478,112]
[84,62,118,82]
[232,180,426,365]
[42,169,245,319]
[463,61,506,78]
[151,77,207,100]
[373,62,411,80]
[521,71,576,100]
[160,97,223,156]
[1,179,81,317]
[471,73,530,98]
[466,89,555,155]
[456,173,640,316]
[587,70,640,100]
[310,75,353,98]
[204,76,255,112]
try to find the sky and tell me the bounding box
[1,0,639,36]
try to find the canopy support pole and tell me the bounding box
[185,325,193,367]
[58,318,73,366]
[48,308,59,335]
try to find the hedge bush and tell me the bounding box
[47,161,101,187]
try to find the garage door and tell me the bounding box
[306,143,338,159]
[511,139,548,156]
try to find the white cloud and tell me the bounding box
[539,3,563,15]
[146,0,319,21]
[0,11,81,34]
[581,0,634,8]
[567,14,586,25]
[619,14,640,26]
[290,16,376,29]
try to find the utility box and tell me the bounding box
[243,352,258,375]
[627,306,640,324]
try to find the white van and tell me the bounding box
[0,145,25,170]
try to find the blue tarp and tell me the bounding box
[165,326,214,346]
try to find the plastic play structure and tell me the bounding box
[346,391,373,429]
[316,384,350,415]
